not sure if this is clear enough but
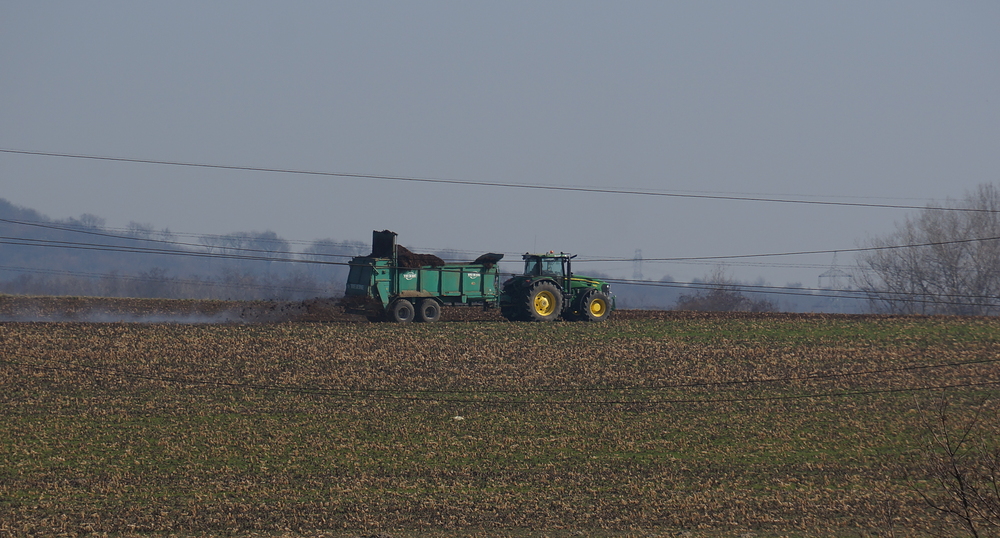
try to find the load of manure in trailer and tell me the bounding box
[395,245,445,268]
[367,229,502,269]
[472,252,504,270]
[394,248,503,269]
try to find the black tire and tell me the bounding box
[566,290,592,322]
[524,281,563,322]
[388,299,415,323]
[501,304,528,321]
[579,291,612,322]
[500,281,524,321]
[416,298,441,323]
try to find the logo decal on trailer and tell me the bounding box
[403,271,417,280]
[468,273,480,279]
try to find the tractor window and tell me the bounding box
[541,258,563,276]
[525,257,565,277]
[524,259,541,276]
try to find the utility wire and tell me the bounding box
[0,236,347,266]
[0,264,332,294]
[0,262,859,302]
[7,215,1000,267]
[5,357,998,407]
[13,264,991,308]
[0,219,909,271]
[5,217,1000,306]
[0,217,355,261]
[4,235,1000,307]
[580,235,1000,262]
[13,354,998,395]
[2,147,995,213]
[601,276,998,302]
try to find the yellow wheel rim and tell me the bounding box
[534,290,557,316]
[589,298,607,317]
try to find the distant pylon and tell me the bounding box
[632,249,644,280]
[818,252,850,290]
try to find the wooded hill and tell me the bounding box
[0,198,865,312]
[0,198,365,300]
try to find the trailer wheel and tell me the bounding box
[525,281,562,322]
[579,291,611,322]
[388,299,415,323]
[416,299,441,323]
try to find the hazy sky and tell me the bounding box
[2,2,998,286]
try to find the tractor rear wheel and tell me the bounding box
[388,299,415,323]
[579,291,611,322]
[416,299,441,323]
[525,281,563,322]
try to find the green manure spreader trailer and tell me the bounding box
[342,230,615,323]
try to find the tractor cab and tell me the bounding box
[523,252,572,281]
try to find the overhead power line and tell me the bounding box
[0,217,354,261]
[598,277,1000,309]
[5,357,998,407]
[17,355,994,395]
[2,147,995,213]
[0,256,990,308]
[5,227,1000,306]
[0,236,346,266]
[580,236,1000,262]
[602,276,993,301]
[6,215,1000,268]
[0,264,331,294]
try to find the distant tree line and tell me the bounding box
[673,271,777,313]
[0,197,366,300]
[606,268,863,313]
[0,267,341,301]
[7,181,1000,313]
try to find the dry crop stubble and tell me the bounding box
[1,309,999,536]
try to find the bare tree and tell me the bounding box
[910,398,1000,537]
[198,231,291,267]
[77,213,106,229]
[301,238,368,260]
[855,184,1000,315]
[244,231,291,261]
[301,238,368,285]
[125,221,155,240]
[674,267,775,312]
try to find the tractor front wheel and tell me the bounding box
[579,291,611,322]
[525,281,563,322]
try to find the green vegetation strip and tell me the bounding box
[1,315,999,536]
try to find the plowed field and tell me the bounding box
[1,296,999,537]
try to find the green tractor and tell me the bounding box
[499,252,615,322]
